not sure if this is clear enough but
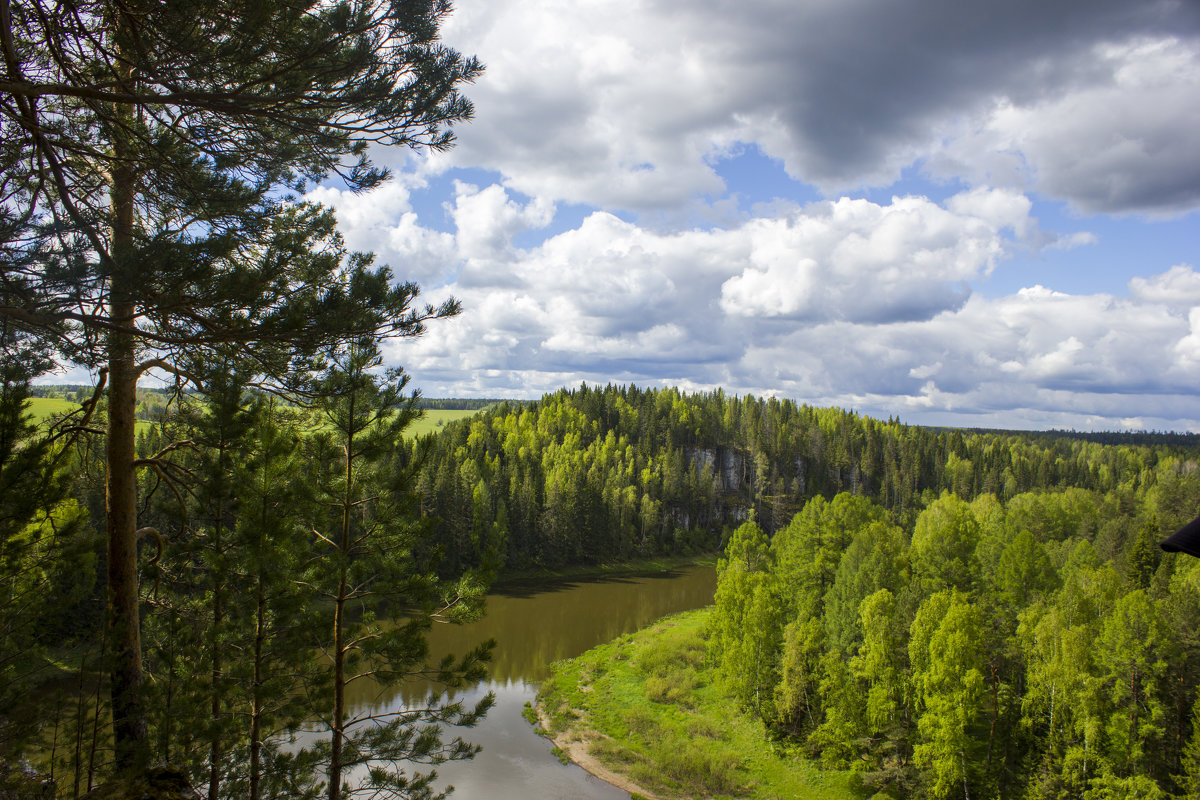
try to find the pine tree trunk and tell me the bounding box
[107,158,149,771]
[106,15,149,771]
[250,437,272,800]
[73,652,88,799]
[330,584,346,800]
[87,631,107,792]
[330,421,355,800]
[250,575,266,800]
[107,328,147,771]
[209,511,224,800]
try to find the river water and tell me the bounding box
[344,564,716,799]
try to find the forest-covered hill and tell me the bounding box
[404,383,1200,575]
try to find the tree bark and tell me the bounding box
[330,576,346,800]
[329,396,357,800]
[106,147,149,771]
[209,508,224,800]
[250,575,266,800]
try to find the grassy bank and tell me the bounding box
[536,607,858,800]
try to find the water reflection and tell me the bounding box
[345,564,716,799]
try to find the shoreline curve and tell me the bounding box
[534,702,661,800]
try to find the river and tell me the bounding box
[343,563,717,799]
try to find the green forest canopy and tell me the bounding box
[706,489,1200,800]
[404,383,1199,574]
[402,383,1200,799]
[5,380,1200,799]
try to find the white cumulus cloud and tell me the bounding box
[719,189,1034,322]
[363,181,1200,430]
[1129,263,1200,307]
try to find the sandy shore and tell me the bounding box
[535,703,662,800]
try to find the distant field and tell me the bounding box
[407,409,479,437]
[23,397,478,439]
[26,397,155,436]
[25,397,77,424]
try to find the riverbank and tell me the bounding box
[531,702,662,800]
[493,552,718,594]
[535,607,858,800]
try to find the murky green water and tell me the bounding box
[346,564,717,799]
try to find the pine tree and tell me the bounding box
[1,1,479,771]
[187,362,258,800]
[233,396,327,800]
[306,340,492,800]
[0,323,100,786]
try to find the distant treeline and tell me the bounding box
[404,383,1200,576]
[30,385,513,413]
[416,397,518,411]
[953,426,1200,449]
[28,386,512,426]
[29,383,95,399]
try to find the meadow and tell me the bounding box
[25,397,79,423]
[24,395,479,439]
[537,608,858,800]
[406,409,480,437]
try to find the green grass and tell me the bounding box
[537,607,859,800]
[25,397,78,424]
[303,407,480,438]
[407,408,479,437]
[25,397,156,436]
[22,398,479,440]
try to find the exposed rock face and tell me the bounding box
[684,446,745,492]
[686,446,715,477]
[719,448,745,492]
[827,463,862,494]
[81,768,199,800]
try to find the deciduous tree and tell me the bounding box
[910,589,986,800]
[710,520,781,717]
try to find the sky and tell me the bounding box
[292,1,1196,431]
